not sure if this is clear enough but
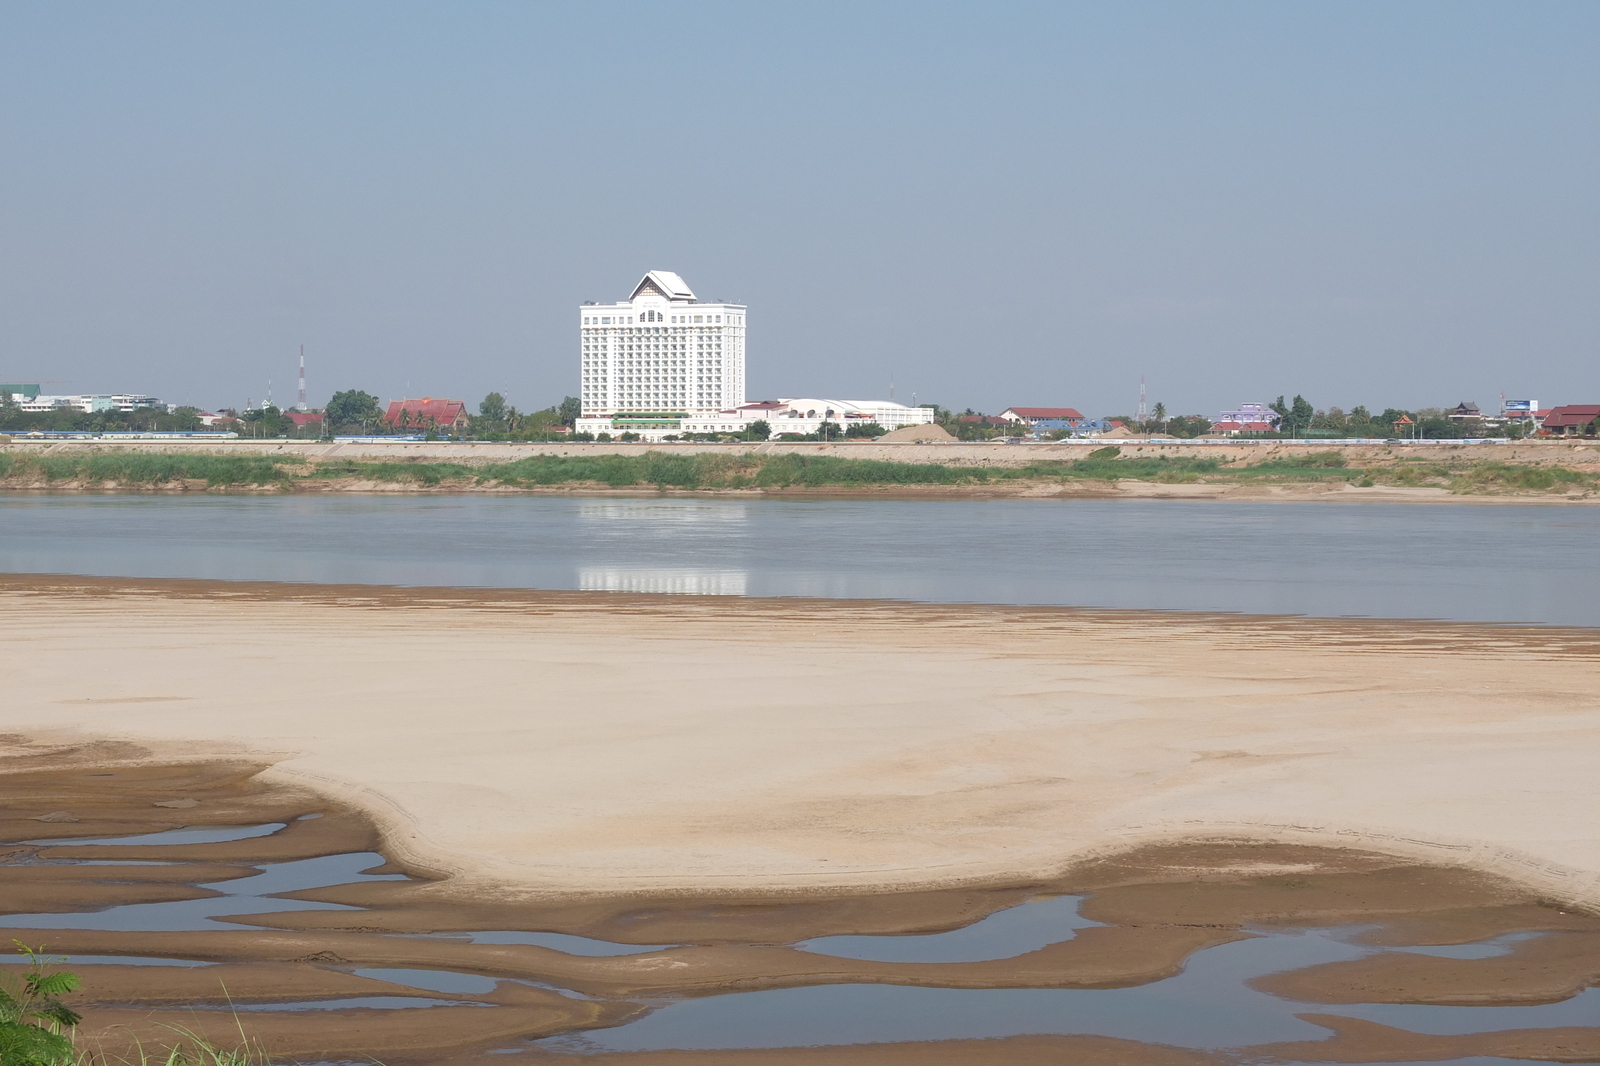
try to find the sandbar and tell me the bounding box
[3,573,1598,908]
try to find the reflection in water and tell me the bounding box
[1332,988,1600,1036]
[0,851,405,932]
[541,931,1359,1051]
[1390,930,1545,960]
[60,955,213,967]
[226,996,476,1012]
[353,968,500,994]
[458,929,672,956]
[580,568,748,596]
[577,502,748,524]
[25,823,287,847]
[537,928,1600,1053]
[798,894,1099,963]
[2,495,1597,624]
[0,831,1590,1057]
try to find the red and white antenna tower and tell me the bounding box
[297,345,307,411]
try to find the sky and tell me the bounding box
[0,1,1596,418]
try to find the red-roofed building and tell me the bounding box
[284,411,323,429]
[1540,405,1600,436]
[383,398,469,433]
[1001,407,1085,426]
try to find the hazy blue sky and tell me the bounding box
[1,1,1595,417]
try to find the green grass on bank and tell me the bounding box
[1447,461,1595,494]
[0,453,303,487]
[310,453,1006,489]
[0,449,1594,494]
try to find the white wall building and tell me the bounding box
[579,270,745,420]
[727,399,933,437]
[573,270,934,441]
[16,393,162,414]
[579,396,933,441]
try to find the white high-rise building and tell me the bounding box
[573,269,931,441]
[579,271,746,419]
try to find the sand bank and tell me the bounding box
[10,477,1596,504]
[4,437,1598,501]
[2,574,1598,907]
[4,740,1600,1061]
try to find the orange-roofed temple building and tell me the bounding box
[383,398,469,433]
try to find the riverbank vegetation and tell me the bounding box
[0,452,304,487]
[1,449,1595,496]
[1,945,278,1066]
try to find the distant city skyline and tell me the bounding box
[1,1,1595,416]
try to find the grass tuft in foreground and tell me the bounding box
[0,945,305,1066]
[79,1025,283,1066]
[0,942,81,1066]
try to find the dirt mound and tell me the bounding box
[878,423,956,442]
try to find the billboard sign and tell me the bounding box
[1504,399,1538,415]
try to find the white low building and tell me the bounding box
[730,398,933,437]
[17,393,162,414]
[578,398,933,441]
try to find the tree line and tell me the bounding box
[2,386,1537,442]
[926,395,1532,440]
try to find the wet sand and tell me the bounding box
[3,756,1600,1062]
[4,575,1600,1061]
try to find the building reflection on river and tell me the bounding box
[579,567,749,596]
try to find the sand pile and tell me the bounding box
[877,423,956,442]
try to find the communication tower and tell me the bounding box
[1137,375,1147,423]
[297,345,307,411]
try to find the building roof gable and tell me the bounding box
[1542,405,1600,427]
[1003,407,1085,420]
[384,398,467,424]
[631,270,696,303]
